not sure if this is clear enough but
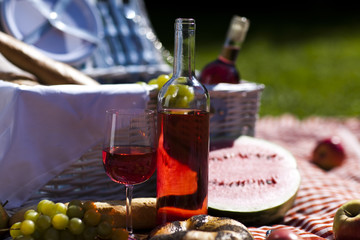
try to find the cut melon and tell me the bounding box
[208,136,301,226]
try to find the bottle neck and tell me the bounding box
[173,19,196,78]
[219,16,249,64]
[219,46,240,64]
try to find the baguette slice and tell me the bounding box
[94,198,156,230]
[10,198,157,230]
[0,31,99,85]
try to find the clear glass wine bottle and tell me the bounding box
[156,18,210,225]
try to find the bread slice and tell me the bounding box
[0,31,99,86]
[10,198,157,230]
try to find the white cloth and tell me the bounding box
[0,80,153,208]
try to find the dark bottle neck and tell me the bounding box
[173,19,196,78]
[219,46,240,64]
[219,16,249,64]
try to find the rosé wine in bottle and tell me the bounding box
[199,16,249,84]
[156,18,210,225]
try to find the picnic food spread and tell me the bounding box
[8,198,256,240]
[2,117,360,240]
[0,2,360,240]
[149,215,254,240]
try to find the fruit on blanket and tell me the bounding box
[311,137,346,171]
[10,199,130,240]
[149,214,254,240]
[266,228,303,240]
[208,136,301,226]
[333,199,360,240]
[0,200,9,234]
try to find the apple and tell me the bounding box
[333,199,360,240]
[311,136,346,171]
[266,228,303,240]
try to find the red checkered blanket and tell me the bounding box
[237,115,360,240]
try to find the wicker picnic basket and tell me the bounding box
[23,81,264,207]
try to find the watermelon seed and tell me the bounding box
[266,177,277,185]
[267,154,277,160]
[258,179,265,185]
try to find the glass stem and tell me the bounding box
[125,184,134,235]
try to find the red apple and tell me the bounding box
[333,199,360,240]
[311,136,346,171]
[266,228,303,240]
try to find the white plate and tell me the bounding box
[1,0,103,65]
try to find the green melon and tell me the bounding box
[208,136,301,226]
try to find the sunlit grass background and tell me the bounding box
[146,7,360,118]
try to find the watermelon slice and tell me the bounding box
[208,136,301,226]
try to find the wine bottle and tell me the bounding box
[156,18,210,225]
[199,16,250,84]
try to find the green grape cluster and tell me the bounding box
[10,199,128,240]
[149,74,195,108]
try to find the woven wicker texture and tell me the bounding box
[23,82,263,207]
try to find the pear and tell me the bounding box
[0,201,9,230]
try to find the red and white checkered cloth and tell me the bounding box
[218,115,360,240]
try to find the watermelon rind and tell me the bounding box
[208,136,301,226]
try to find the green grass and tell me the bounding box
[195,23,360,118]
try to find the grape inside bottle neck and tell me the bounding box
[173,18,196,78]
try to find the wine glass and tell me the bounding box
[102,109,157,238]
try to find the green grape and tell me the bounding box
[20,219,35,235]
[174,76,187,84]
[68,218,85,235]
[82,226,97,240]
[66,205,84,219]
[52,213,69,230]
[164,85,178,98]
[24,210,40,222]
[148,79,158,85]
[10,222,22,238]
[31,229,42,239]
[177,84,194,102]
[97,221,112,239]
[54,203,67,215]
[111,228,128,240]
[100,213,114,225]
[68,199,83,208]
[82,201,96,212]
[59,230,76,240]
[36,214,51,231]
[83,209,101,227]
[37,199,52,213]
[175,96,190,108]
[41,201,57,217]
[43,227,60,240]
[157,74,170,89]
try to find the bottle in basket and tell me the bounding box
[199,16,249,84]
[156,18,210,225]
